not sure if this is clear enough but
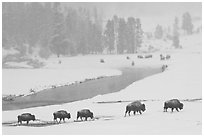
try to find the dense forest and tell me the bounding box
[3,2,197,59]
[2,2,144,58]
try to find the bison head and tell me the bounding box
[141,104,146,112]
[66,113,71,119]
[53,113,57,120]
[90,112,94,119]
[179,103,184,110]
[31,115,36,121]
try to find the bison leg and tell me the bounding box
[18,120,22,125]
[85,117,87,121]
[124,112,127,117]
[59,118,62,123]
[80,117,83,121]
[27,121,29,124]
[171,108,174,112]
[128,111,131,116]
[139,111,142,114]
[176,108,179,112]
[63,118,65,122]
[133,111,136,115]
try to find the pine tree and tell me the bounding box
[104,19,115,53]
[135,18,143,53]
[172,17,180,48]
[117,18,127,54]
[182,12,193,35]
[50,2,66,57]
[126,17,136,53]
[113,15,119,54]
[154,24,163,39]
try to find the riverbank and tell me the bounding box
[3,66,161,111]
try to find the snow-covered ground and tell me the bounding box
[2,99,202,135]
[2,33,202,134]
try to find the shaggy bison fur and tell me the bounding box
[53,110,71,123]
[164,99,184,112]
[77,109,94,121]
[17,113,36,124]
[125,101,146,116]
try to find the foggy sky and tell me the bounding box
[64,2,202,31]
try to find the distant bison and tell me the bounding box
[164,99,183,112]
[53,110,71,123]
[100,59,105,63]
[137,55,144,59]
[17,113,36,124]
[145,54,153,58]
[166,55,171,60]
[131,61,135,66]
[77,109,94,121]
[125,101,146,116]
[160,54,165,60]
[162,65,168,72]
[160,54,171,60]
[126,56,130,59]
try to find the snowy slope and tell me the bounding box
[2,33,202,134]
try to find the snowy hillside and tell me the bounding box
[2,33,202,134]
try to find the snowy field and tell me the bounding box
[2,34,202,134]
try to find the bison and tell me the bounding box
[160,54,165,60]
[162,65,168,72]
[166,55,171,60]
[17,113,36,124]
[77,109,94,121]
[145,54,153,58]
[131,61,135,66]
[100,59,105,63]
[137,55,144,59]
[53,110,71,123]
[164,99,184,112]
[125,101,146,116]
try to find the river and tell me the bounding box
[2,67,162,111]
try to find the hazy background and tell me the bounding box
[64,2,202,31]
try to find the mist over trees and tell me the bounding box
[3,2,145,58]
[3,2,197,59]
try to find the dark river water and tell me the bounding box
[2,67,162,111]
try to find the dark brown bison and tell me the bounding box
[137,55,144,59]
[77,109,94,121]
[131,61,135,66]
[162,65,168,72]
[100,59,105,63]
[17,113,36,124]
[160,54,165,60]
[145,54,153,58]
[166,55,171,60]
[53,110,71,123]
[164,99,184,112]
[125,101,146,116]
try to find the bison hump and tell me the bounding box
[131,101,142,105]
[21,113,32,116]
